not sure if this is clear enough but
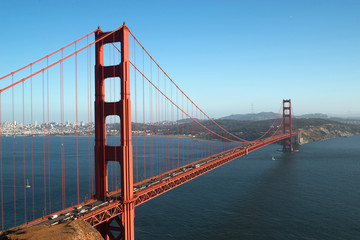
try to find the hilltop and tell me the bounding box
[220,112,279,121]
[171,117,360,144]
[220,112,360,122]
[217,113,360,143]
[220,112,329,121]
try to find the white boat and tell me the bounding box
[272,156,275,161]
[26,179,31,188]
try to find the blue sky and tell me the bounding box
[1,0,359,119]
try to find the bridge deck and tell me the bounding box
[23,132,297,228]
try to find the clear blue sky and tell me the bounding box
[1,0,359,119]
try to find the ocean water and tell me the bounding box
[134,135,360,240]
[1,135,360,239]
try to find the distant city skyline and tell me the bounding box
[1,0,359,120]
[2,108,359,127]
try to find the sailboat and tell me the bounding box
[26,178,31,188]
[272,156,275,161]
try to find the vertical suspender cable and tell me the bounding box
[60,50,65,209]
[150,60,153,177]
[157,68,160,174]
[22,80,27,223]
[42,71,47,215]
[172,85,175,168]
[75,43,79,204]
[187,99,189,164]
[202,113,205,157]
[195,108,198,161]
[170,83,173,169]
[195,109,203,159]
[88,41,91,200]
[162,74,165,172]
[90,44,94,197]
[204,114,206,158]
[203,112,205,158]
[177,89,179,168]
[134,38,138,183]
[87,37,91,197]
[165,76,167,169]
[182,94,184,166]
[205,114,208,157]
[31,66,34,220]
[142,50,145,180]
[198,109,201,160]
[191,104,194,162]
[47,58,51,213]
[156,67,159,174]
[160,75,163,172]
[12,74,16,226]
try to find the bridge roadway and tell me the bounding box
[24,132,297,228]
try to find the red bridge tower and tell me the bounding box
[94,23,135,240]
[282,99,293,152]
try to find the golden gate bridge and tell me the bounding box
[0,23,298,239]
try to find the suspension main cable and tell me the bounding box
[267,117,284,139]
[127,49,284,144]
[110,27,288,144]
[0,26,124,93]
[0,30,97,81]
[130,61,244,143]
[247,104,284,142]
[128,30,251,142]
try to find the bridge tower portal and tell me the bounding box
[282,99,293,152]
[94,23,135,240]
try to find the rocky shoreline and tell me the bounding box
[298,122,360,144]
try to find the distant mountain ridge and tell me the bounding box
[220,112,279,121]
[298,113,328,119]
[220,112,329,121]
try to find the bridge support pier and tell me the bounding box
[282,99,293,152]
[97,222,109,239]
[97,216,123,240]
[94,23,135,240]
[122,202,135,240]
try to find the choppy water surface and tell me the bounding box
[1,135,359,239]
[135,135,360,240]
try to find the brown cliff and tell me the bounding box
[0,220,103,240]
[299,122,360,144]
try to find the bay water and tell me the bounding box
[1,135,359,239]
[135,135,360,239]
